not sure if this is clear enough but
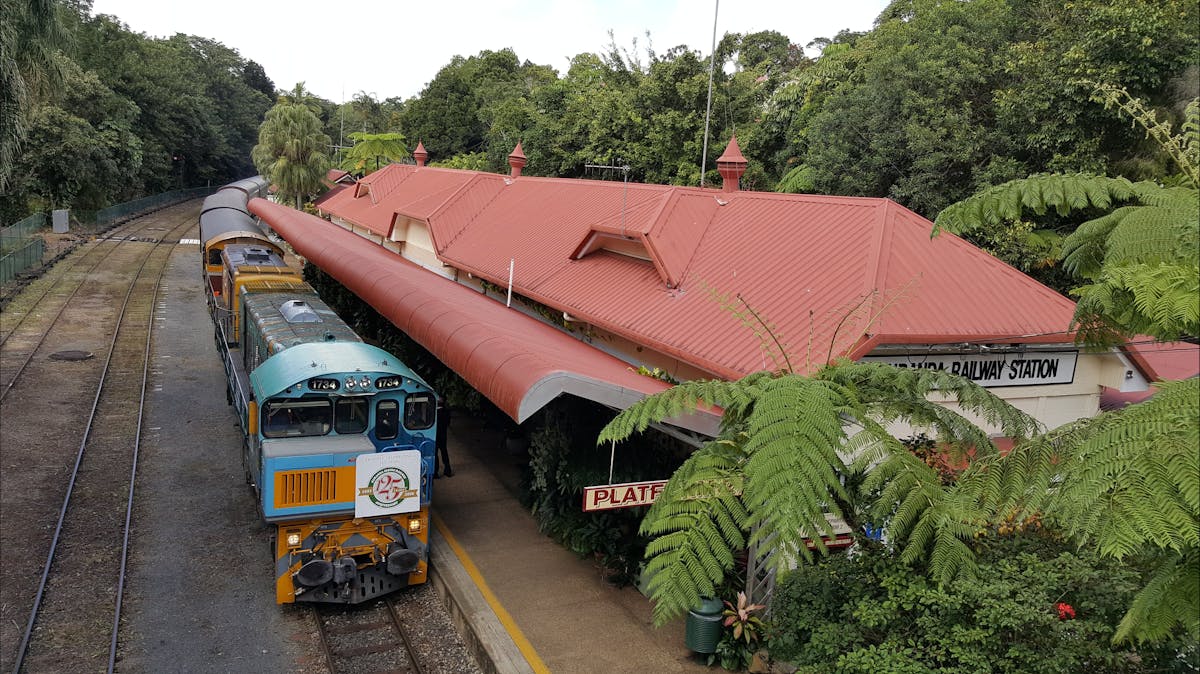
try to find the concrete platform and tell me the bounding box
[427,413,712,674]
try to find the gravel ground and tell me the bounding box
[116,237,323,673]
[393,583,484,674]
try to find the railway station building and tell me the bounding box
[252,138,1172,445]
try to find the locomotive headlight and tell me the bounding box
[285,530,302,548]
[344,377,356,390]
[408,517,422,534]
[359,376,370,389]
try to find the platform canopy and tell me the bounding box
[249,198,720,436]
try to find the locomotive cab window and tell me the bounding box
[207,248,222,265]
[404,393,435,430]
[376,400,399,440]
[334,397,369,434]
[262,398,331,438]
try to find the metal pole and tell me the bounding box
[700,0,719,187]
[506,258,514,308]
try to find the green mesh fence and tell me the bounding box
[94,186,212,224]
[1,213,47,251]
[1,238,45,283]
[1,186,214,284]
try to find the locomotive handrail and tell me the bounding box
[216,319,251,431]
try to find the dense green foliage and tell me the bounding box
[1,0,65,192]
[7,0,1194,230]
[767,0,1197,218]
[771,538,1194,673]
[937,88,1199,342]
[1,2,273,221]
[880,378,1200,645]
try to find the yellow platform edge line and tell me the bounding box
[432,511,551,674]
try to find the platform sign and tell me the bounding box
[355,450,421,517]
[583,480,668,512]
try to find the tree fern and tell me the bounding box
[933,173,1137,235]
[599,361,1037,626]
[1116,549,1200,644]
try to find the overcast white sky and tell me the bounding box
[87,0,889,102]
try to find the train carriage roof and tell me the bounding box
[199,208,270,250]
[223,176,270,199]
[201,188,253,216]
[250,341,428,399]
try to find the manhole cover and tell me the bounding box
[50,350,94,361]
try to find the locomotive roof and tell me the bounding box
[242,291,358,353]
[250,341,429,399]
[222,243,288,269]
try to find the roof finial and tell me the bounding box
[508,142,527,178]
[413,140,428,167]
[716,135,748,193]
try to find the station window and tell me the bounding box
[262,398,331,438]
[334,397,369,434]
[404,393,435,430]
[376,400,399,441]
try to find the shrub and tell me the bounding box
[520,396,690,584]
[770,534,1196,673]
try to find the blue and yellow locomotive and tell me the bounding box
[202,180,437,604]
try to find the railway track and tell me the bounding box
[315,597,426,674]
[0,202,197,392]
[0,203,198,673]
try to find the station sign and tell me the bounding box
[355,450,421,517]
[860,351,1077,388]
[583,480,668,511]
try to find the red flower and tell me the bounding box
[1056,602,1076,620]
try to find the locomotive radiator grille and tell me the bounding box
[275,469,343,507]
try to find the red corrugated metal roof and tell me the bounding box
[1101,340,1199,410]
[318,150,1082,380]
[249,198,720,433]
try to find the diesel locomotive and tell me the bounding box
[200,179,438,604]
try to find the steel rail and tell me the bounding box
[314,599,426,674]
[386,596,427,674]
[0,206,195,402]
[106,233,168,673]
[9,213,195,674]
[0,202,188,348]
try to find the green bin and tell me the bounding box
[684,596,724,653]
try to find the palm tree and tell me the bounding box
[252,102,331,210]
[598,361,1040,626]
